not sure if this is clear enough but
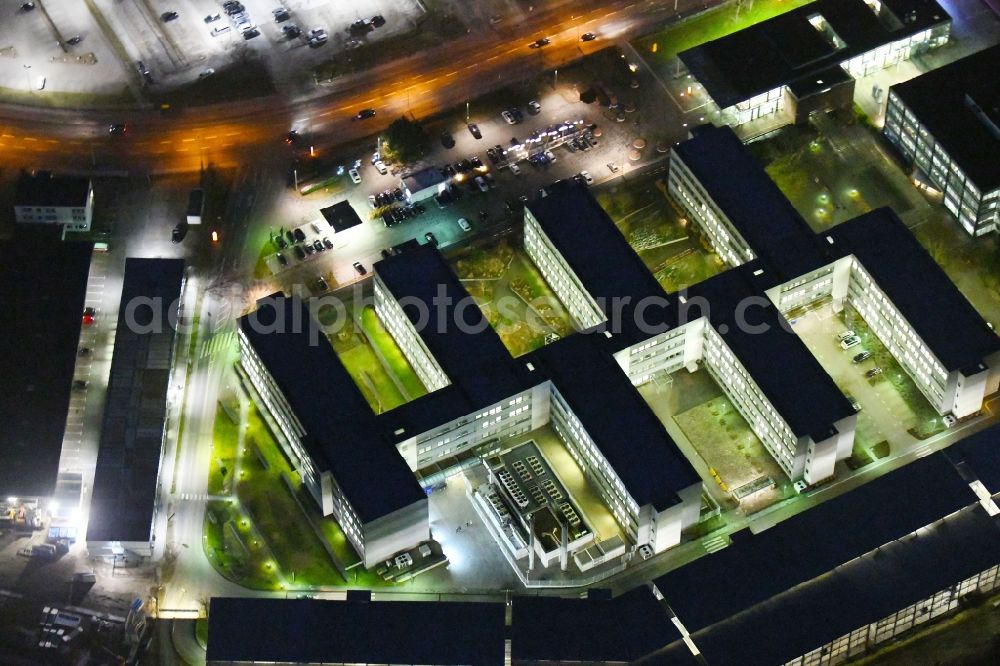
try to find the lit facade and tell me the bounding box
[882,45,1000,237]
[13,174,94,232]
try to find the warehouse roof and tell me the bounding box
[510,587,681,663]
[87,258,185,544]
[0,230,92,498]
[207,596,505,665]
[653,451,976,632]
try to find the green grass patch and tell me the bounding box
[340,344,406,413]
[151,59,276,108]
[195,618,209,648]
[633,0,815,68]
[452,238,515,279]
[360,307,427,399]
[209,404,239,495]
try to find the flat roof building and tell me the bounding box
[0,230,93,500]
[206,594,506,665]
[679,0,951,127]
[883,44,1000,236]
[237,294,428,568]
[401,166,448,202]
[13,171,94,232]
[87,258,185,558]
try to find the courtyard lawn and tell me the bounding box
[208,404,239,496]
[674,395,793,514]
[449,237,575,357]
[595,176,724,292]
[359,306,427,399]
[633,0,815,69]
[339,344,407,413]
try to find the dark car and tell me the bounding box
[276,253,288,266]
[467,123,482,139]
[350,19,372,33]
[282,24,301,38]
[313,239,324,252]
[275,235,287,249]
[526,100,541,115]
[322,237,333,250]
[78,347,91,357]
[424,232,437,246]
[380,248,392,259]
[21,2,35,10]
[440,130,455,149]
[205,13,221,23]
[529,38,550,48]
[161,11,179,22]
[294,246,306,260]
[67,35,83,45]
[285,130,300,145]
[304,243,315,255]
[293,228,306,242]
[73,380,88,391]
[581,32,597,42]
[370,15,386,27]
[274,8,290,22]
[353,261,367,275]
[470,155,483,169]
[171,222,188,243]
[355,108,376,120]
[109,123,127,135]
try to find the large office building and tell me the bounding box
[87,258,185,559]
[679,0,951,127]
[13,171,94,232]
[883,44,1000,236]
[525,185,856,485]
[669,124,1000,419]
[237,296,430,568]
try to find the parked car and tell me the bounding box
[852,351,872,364]
[348,168,361,184]
[543,149,556,162]
[475,176,489,192]
[313,239,324,253]
[577,170,594,185]
[294,246,306,260]
[527,100,541,115]
[171,222,188,243]
[82,307,97,325]
[509,163,521,175]
[440,130,455,149]
[424,232,438,246]
[467,123,482,139]
[353,261,367,275]
[501,110,518,125]
[865,367,883,378]
[293,228,306,242]
[457,218,471,232]
[276,253,288,266]
[836,330,856,342]
[161,11,179,22]
[370,15,386,27]
[840,336,861,350]
[374,160,388,175]
[205,13,221,23]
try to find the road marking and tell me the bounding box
[24,137,37,142]
[205,135,218,140]
[182,137,195,142]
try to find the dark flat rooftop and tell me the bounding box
[945,422,1000,495]
[374,244,530,408]
[680,0,950,108]
[207,596,505,665]
[526,182,674,350]
[694,504,1000,666]
[689,265,856,440]
[87,258,184,544]
[320,200,363,233]
[238,295,424,524]
[13,171,91,208]
[888,43,1000,191]
[652,451,976,632]
[674,124,827,282]
[510,587,680,663]
[527,334,701,511]
[823,208,1000,373]
[0,230,92,497]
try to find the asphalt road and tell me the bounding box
[0,0,716,174]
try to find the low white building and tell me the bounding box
[14,172,93,232]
